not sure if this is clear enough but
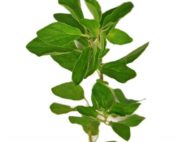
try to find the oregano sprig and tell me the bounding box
[27,0,148,141]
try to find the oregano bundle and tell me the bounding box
[27,0,148,141]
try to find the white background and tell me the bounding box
[0,0,177,141]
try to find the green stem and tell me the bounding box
[88,133,93,142]
[84,97,90,106]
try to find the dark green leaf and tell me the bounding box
[101,62,136,83]
[75,37,89,49]
[109,102,141,116]
[80,19,100,37]
[69,116,100,135]
[26,38,76,56]
[52,82,84,100]
[119,114,145,127]
[91,80,114,110]
[119,42,149,64]
[107,29,133,45]
[76,106,98,117]
[58,0,84,20]
[85,47,100,77]
[85,0,102,21]
[114,89,138,104]
[72,48,91,84]
[111,123,130,141]
[54,13,84,32]
[102,2,134,27]
[51,50,81,71]
[37,22,82,46]
[50,103,73,115]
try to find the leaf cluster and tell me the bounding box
[26,0,148,141]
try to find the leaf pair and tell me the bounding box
[101,43,149,83]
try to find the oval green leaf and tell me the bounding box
[50,103,73,115]
[111,123,131,141]
[107,29,133,45]
[52,82,84,100]
[37,22,82,46]
[76,106,98,117]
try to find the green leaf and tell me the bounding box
[91,80,114,110]
[37,22,82,46]
[119,42,149,64]
[114,89,138,104]
[85,0,102,21]
[80,19,100,37]
[54,13,84,32]
[76,106,98,117]
[107,29,133,45]
[69,116,100,135]
[101,62,136,83]
[101,2,134,27]
[85,47,100,77]
[50,103,73,115]
[119,114,145,127]
[51,50,81,71]
[58,0,84,20]
[109,102,141,116]
[26,38,76,56]
[75,37,89,49]
[111,123,131,141]
[52,82,84,100]
[72,48,91,84]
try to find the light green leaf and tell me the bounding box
[76,106,98,117]
[52,82,84,100]
[119,42,149,64]
[37,22,82,46]
[50,103,73,115]
[119,114,145,127]
[114,89,138,104]
[69,116,100,135]
[107,29,133,45]
[58,0,84,20]
[26,38,76,56]
[85,47,100,77]
[80,19,100,37]
[72,48,91,84]
[101,62,136,83]
[111,123,131,141]
[51,50,81,71]
[85,0,102,21]
[109,102,141,116]
[54,13,84,32]
[91,80,114,110]
[101,2,134,27]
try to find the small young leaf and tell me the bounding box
[119,42,149,64]
[76,106,98,117]
[72,48,91,84]
[52,82,84,100]
[80,19,100,37]
[111,123,131,141]
[92,80,114,110]
[37,22,82,46]
[54,13,84,32]
[102,2,134,27]
[114,89,138,104]
[26,38,76,56]
[50,103,73,115]
[51,50,81,71]
[109,102,141,116]
[119,114,145,127]
[69,116,100,135]
[85,0,102,21]
[107,29,133,45]
[101,63,136,83]
[58,0,84,20]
